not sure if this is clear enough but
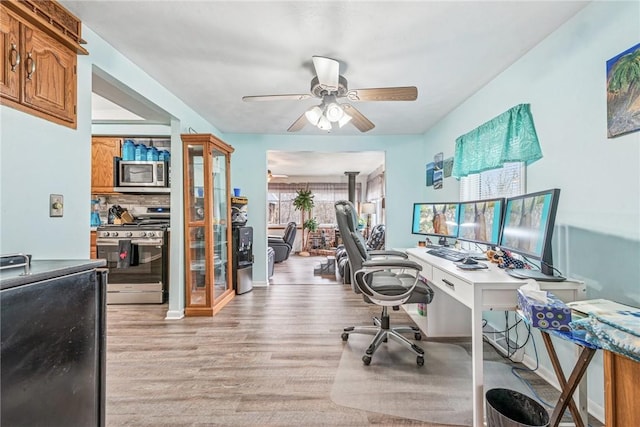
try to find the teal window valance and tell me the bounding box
[451,104,543,178]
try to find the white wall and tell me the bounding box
[419,1,639,419]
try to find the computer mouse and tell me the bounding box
[462,257,478,265]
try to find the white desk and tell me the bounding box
[405,247,587,426]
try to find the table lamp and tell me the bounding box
[361,202,376,237]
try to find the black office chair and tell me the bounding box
[335,200,433,366]
[268,222,297,263]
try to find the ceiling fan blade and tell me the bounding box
[287,113,307,132]
[243,94,312,102]
[346,86,418,102]
[312,56,340,91]
[342,104,375,132]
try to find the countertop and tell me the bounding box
[0,259,106,290]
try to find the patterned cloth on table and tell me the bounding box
[570,309,640,362]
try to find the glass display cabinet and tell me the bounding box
[182,133,234,316]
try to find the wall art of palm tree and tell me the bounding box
[607,43,640,138]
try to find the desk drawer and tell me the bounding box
[432,268,473,308]
[408,253,433,280]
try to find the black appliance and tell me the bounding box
[97,208,170,304]
[232,226,253,294]
[1,256,107,427]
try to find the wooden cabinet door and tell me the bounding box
[90,231,97,259]
[91,137,122,194]
[0,8,20,102]
[22,22,76,125]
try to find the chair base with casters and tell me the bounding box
[341,306,425,366]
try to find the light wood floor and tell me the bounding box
[105,255,603,426]
[270,253,340,285]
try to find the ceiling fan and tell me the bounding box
[242,56,417,133]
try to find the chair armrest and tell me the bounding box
[362,259,422,271]
[368,250,408,259]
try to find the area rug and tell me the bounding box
[330,334,534,426]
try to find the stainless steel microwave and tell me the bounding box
[117,161,169,187]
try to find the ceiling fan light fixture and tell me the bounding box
[317,115,332,131]
[304,105,323,126]
[338,112,352,128]
[325,102,344,122]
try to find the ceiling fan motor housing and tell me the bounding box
[311,75,349,98]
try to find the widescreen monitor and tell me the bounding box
[457,197,504,246]
[411,203,459,240]
[499,188,564,281]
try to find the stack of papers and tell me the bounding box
[567,299,638,315]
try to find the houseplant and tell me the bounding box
[293,187,315,256]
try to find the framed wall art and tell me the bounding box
[607,43,640,138]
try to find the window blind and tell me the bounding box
[452,104,542,178]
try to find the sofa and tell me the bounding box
[268,222,297,263]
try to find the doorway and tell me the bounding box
[267,150,385,285]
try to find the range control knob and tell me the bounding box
[113,232,119,237]
[101,231,110,237]
[139,231,146,237]
[147,231,155,237]
[125,232,133,237]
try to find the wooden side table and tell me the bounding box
[604,350,640,427]
[539,329,598,427]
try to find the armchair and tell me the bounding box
[268,222,297,263]
[335,200,433,366]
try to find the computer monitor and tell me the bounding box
[411,202,459,244]
[457,197,504,246]
[499,189,564,281]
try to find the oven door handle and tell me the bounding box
[96,239,164,246]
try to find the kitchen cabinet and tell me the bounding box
[181,133,234,316]
[0,1,87,129]
[90,230,97,259]
[91,136,122,194]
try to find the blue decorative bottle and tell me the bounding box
[159,150,171,164]
[122,139,136,161]
[146,146,159,161]
[134,143,147,161]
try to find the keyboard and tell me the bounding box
[426,247,468,262]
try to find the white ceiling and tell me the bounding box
[64,0,589,176]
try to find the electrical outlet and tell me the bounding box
[50,194,64,217]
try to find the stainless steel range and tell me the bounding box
[97,209,169,304]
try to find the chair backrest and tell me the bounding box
[335,200,371,291]
[366,224,385,250]
[282,222,297,247]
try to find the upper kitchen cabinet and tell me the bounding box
[0,0,88,129]
[91,136,121,194]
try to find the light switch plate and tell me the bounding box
[50,194,63,217]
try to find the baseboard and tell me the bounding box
[164,309,184,320]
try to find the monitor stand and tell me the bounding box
[506,268,566,282]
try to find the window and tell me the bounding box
[459,162,526,201]
[268,183,360,225]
